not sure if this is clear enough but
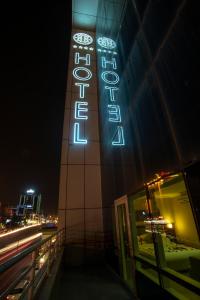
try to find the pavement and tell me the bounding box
[50,264,135,300]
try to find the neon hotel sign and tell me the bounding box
[72,32,125,146]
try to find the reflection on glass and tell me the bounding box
[161,275,200,300]
[130,190,155,259]
[117,205,134,289]
[148,173,200,294]
[148,174,200,271]
[129,190,159,284]
[118,205,129,258]
[129,173,200,297]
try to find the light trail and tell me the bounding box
[0,232,42,255]
[0,224,41,239]
[0,233,42,264]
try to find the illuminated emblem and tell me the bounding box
[97,37,116,49]
[73,33,93,45]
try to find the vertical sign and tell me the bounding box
[97,37,125,146]
[59,30,103,245]
[72,33,94,144]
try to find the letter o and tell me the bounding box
[101,71,119,85]
[73,67,92,81]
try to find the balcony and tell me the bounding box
[0,229,135,300]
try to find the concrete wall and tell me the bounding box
[58,30,103,250]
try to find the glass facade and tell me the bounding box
[96,0,200,202]
[129,173,200,298]
[59,0,200,298]
[114,172,200,299]
[96,0,200,299]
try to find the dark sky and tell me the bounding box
[0,2,71,214]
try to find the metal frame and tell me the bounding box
[114,179,200,298]
[0,229,65,300]
[114,195,133,257]
[114,195,137,294]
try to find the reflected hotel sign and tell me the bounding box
[72,33,124,146]
[97,37,125,146]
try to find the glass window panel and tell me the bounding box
[143,0,181,56]
[134,0,149,20]
[161,274,200,300]
[117,204,135,289]
[135,260,160,286]
[148,173,200,286]
[129,190,160,283]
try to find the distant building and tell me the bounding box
[16,189,41,216]
[0,202,15,217]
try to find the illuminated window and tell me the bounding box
[74,101,88,120]
[129,173,200,294]
[73,67,92,81]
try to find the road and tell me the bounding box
[0,225,43,297]
[0,224,41,248]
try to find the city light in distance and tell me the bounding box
[26,189,35,194]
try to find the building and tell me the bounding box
[58,0,200,299]
[17,189,41,217]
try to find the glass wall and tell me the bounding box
[128,173,200,299]
[96,0,200,297]
[117,204,134,287]
[96,0,200,215]
[129,189,160,285]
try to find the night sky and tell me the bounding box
[0,3,71,214]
